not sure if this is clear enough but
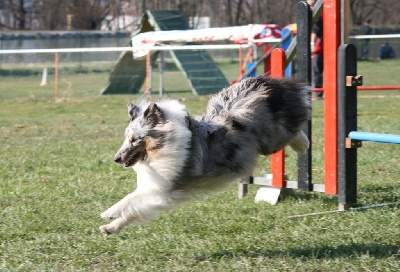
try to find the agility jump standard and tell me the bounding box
[239,0,320,202]
[238,0,399,213]
[268,36,400,214]
[240,0,364,209]
[338,43,400,210]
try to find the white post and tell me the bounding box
[40,67,48,86]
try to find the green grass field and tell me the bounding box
[0,59,399,271]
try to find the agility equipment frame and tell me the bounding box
[240,0,399,210]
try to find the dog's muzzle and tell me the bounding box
[114,151,143,168]
[114,139,145,168]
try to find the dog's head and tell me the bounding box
[114,102,165,168]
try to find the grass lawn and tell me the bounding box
[0,58,399,271]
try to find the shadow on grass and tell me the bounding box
[197,243,399,261]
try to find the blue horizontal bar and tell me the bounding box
[349,131,400,144]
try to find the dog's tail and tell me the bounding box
[201,75,311,155]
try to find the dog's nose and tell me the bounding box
[114,155,122,164]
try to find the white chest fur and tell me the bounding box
[133,161,172,192]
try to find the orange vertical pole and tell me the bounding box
[323,0,340,194]
[270,48,286,188]
[263,45,273,76]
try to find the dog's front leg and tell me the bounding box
[100,192,135,220]
[100,192,147,235]
[99,190,173,235]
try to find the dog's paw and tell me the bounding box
[99,223,121,236]
[99,225,113,235]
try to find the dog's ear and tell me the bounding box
[143,103,164,127]
[127,103,140,121]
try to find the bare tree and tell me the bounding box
[65,0,112,30]
[234,0,244,25]
[371,0,400,28]
[39,0,65,30]
[5,0,28,29]
[350,0,381,26]
[1,0,399,31]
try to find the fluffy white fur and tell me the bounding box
[100,100,193,235]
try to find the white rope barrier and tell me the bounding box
[0,44,252,54]
[0,34,397,54]
[349,34,400,39]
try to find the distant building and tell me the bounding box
[189,17,210,29]
[101,15,140,31]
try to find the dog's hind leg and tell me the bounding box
[288,131,309,153]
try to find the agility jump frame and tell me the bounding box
[239,0,355,208]
[240,0,398,209]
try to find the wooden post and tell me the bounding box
[341,0,350,44]
[238,47,243,78]
[54,52,59,102]
[296,1,313,191]
[338,44,359,210]
[263,45,273,76]
[145,53,151,97]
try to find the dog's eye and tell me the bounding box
[129,135,136,142]
[129,135,142,143]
